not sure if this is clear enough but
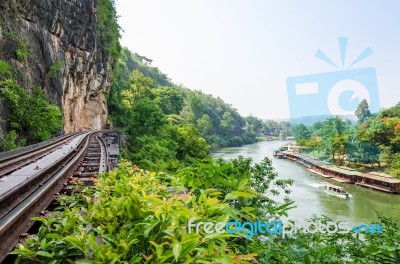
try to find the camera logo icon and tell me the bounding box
[287,37,380,121]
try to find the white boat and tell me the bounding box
[323,183,352,198]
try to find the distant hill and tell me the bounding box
[289,114,357,126]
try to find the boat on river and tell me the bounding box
[322,183,351,198]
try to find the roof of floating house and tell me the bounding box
[283,151,328,167]
[359,172,400,184]
[280,146,400,184]
[322,166,364,176]
[297,154,328,167]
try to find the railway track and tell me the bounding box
[0,132,113,262]
[0,133,80,178]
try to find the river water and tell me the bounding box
[212,140,400,226]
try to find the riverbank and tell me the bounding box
[213,140,400,224]
[274,149,400,194]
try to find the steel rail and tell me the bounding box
[0,133,80,177]
[0,132,92,261]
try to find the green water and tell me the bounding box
[213,140,400,226]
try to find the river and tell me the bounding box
[212,140,400,226]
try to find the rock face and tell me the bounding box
[0,0,110,133]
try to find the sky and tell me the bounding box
[115,0,400,119]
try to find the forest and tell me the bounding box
[107,48,291,171]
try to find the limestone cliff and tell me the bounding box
[0,0,111,132]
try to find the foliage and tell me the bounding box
[244,116,263,135]
[0,59,14,80]
[176,156,294,218]
[112,68,209,170]
[0,129,18,151]
[292,103,400,174]
[197,114,213,135]
[180,89,257,147]
[46,60,64,79]
[356,104,400,175]
[108,48,260,153]
[4,31,30,61]
[387,153,400,177]
[152,86,184,115]
[12,161,260,263]
[293,124,311,145]
[107,49,270,171]
[98,0,121,61]
[0,79,63,145]
[355,99,371,122]
[313,117,349,163]
[175,125,209,161]
[127,98,166,138]
[253,214,398,264]
[12,160,400,263]
[131,52,172,86]
[15,39,30,61]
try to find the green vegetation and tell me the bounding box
[15,39,29,61]
[0,59,15,80]
[108,49,293,160]
[4,31,30,62]
[107,48,269,171]
[355,99,371,122]
[46,61,64,79]
[0,61,63,151]
[293,101,400,177]
[0,128,18,151]
[12,157,293,263]
[98,0,121,61]
[12,160,400,263]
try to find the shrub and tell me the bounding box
[46,60,64,79]
[12,161,259,263]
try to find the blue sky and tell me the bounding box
[115,0,400,119]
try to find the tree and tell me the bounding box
[127,98,166,139]
[26,88,63,142]
[381,104,400,117]
[220,112,235,134]
[175,125,209,160]
[355,99,371,122]
[279,121,292,139]
[332,133,349,165]
[358,116,400,153]
[320,117,348,162]
[152,86,184,115]
[196,114,212,135]
[263,120,279,135]
[121,70,155,109]
[293,124,311,145]
[245,115,263,135]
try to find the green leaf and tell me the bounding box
[64,236,86,254]
[46,233,63,240]
[144,220,161,237]
[237,178,249,191]
[149,241,164,259]
[37,251,53,257]
[75,260,93,264]
[173,242,182,261]
[225,191,255,200]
